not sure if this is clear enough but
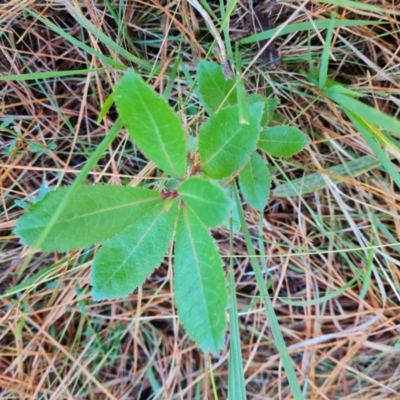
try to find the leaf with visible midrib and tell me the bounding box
[178,177,230,227]
[199,103,264,179]
[248,94,268,127]
[197,60,238,114]
[238,152,271,211]
[174,207,227,354]
[14,185,162,252]
[91,201,179,300]
[258,126,309,157]
[115,70,187,178]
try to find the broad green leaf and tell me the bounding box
[14,185,162,252]
[258,126,309,157]
[238,152,271,211]
[248,94,278,127]
[174,207,227,354]
[91,201,178,300]
[178,177,230,227]
[115,70,187,178]
[199,103,264,179]
[197,60,238,113]
[267,97,279,117]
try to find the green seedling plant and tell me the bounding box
[14,60,308,354]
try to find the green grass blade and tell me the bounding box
[103,0,142,58]
[345,110,400,189]
[372,215,400,254]
[36,4,152,70]
[66,8,154,71]
[280,277,357,306]
[239,19,387,45]
[235,44,248,124]
[228,267,246,400]
[97,92,115,123]
[317,0,400,14]
[228,199,246,400]
[319,10,336,89]
[0,68,110,82]
[325,90,400,138]
[234,186,303,400]
[23,7,126,69]
[273,154,384,197]
[1,259,70,299]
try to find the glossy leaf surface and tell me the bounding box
[174,207,227,354]
[258,126,308,157]
[197,60,238,113]
[115,70,187,178]
[248,94,273,127]
[178,177,230,227]
[91,201,178,300]
[238,152,271,211]
[14,185,161,251]
[199,103,263,179]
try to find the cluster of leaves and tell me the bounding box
[14,61,308,353]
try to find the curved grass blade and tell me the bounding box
[22,7,126,69]
[233,185,302,400]
[239,19,388,45]
[273,154,383,197]
[325,88,400,138]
